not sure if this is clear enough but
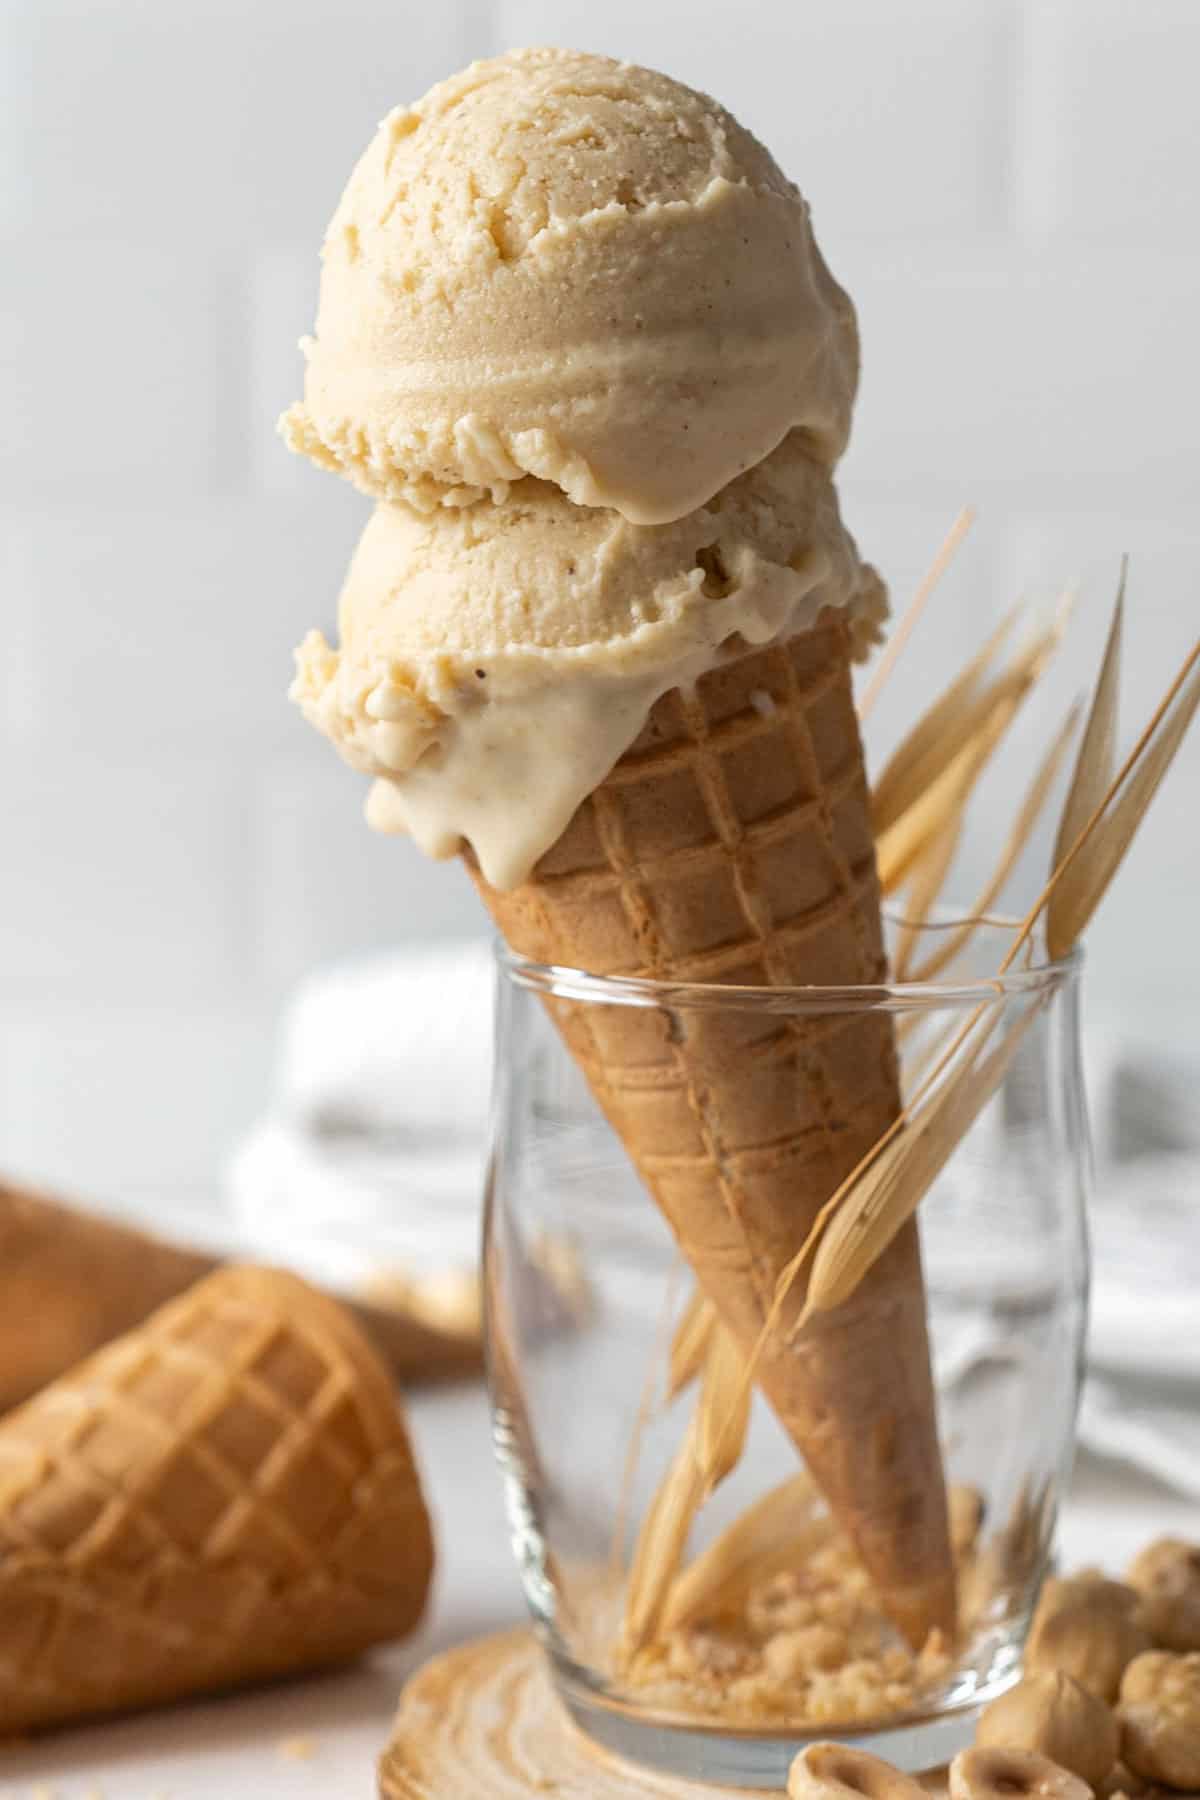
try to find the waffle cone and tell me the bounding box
[472,615,954,1646]
[0,1265,433,1734]
[0,1175,482,1406]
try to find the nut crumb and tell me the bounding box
[277,1733,319,1761]
[624,1524,952,1727]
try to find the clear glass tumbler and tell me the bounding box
[484,921,1089,1786]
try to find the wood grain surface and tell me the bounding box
[378,1630,958,1799]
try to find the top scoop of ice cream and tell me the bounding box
[291,437,886,889]
[281,47,858,525]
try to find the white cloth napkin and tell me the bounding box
[1090,1154,1200,1383]
[1071,1029,1200,1496]
[1085,1025,1200,1166]
[228,942,494,1281]
[1079,1147,1200,1496]
[273,940,495,1141]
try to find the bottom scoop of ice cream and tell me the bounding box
[291,439,886,890]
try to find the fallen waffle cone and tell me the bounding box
[0,1264,433,1733]
[0,1177,217,1413]
[472,613,954,1646]
[0,1175,482,1407]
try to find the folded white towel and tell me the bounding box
[1085,1026,1200,1165]
[228,941,495,1285]
[229,1121,484,1287]
[1090,1153,1200,1382]
[273,940,495,1142]
[1081,1374,1200,1502]
[1072,1149,1200,1494]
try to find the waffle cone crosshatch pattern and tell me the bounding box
[472,618,956,1663]
[0,1268,433,1732]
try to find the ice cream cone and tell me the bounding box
[279,44,953,1650]
[0,1265,433,1734]
[472,613,955,1647]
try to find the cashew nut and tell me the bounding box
[1025,1574,1151,1701]
[1127,1538,1200,1654]
[949,1746,1093,1800]
[976,1669,1119,1788]
[788,1743,926,1800]
[1118,1648,1200,1790]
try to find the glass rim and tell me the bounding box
[494,912,1082,1017]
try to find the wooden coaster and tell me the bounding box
[378,1629,953,1798]
[378,1629,763,1797]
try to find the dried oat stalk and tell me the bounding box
[621,1320,750,1657]
[799,999,1038,1325]
[873,604,1057,840]
[667,1289,717,1401]
[1047,618,1200,959]
[907,702,1081,983]
[790,578,1200,1327]
[1046,568,1124,957]
[858,506,975,722]
[660,1472,825,1635]
[876,604,1069,900]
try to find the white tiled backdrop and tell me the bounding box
[4,0,1199,1215]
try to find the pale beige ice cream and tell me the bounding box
[292,436,885,890]
[281,48,857,526]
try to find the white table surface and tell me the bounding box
[1,1379,1194,1800]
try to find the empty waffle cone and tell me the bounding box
[0,1265,433,1734]
[472,614,954,1647]
[0,1176,482,1408]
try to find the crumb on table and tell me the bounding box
[277,1733,320,1761]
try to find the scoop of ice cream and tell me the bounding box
[281,47,858,526]
[291,437,886,888]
